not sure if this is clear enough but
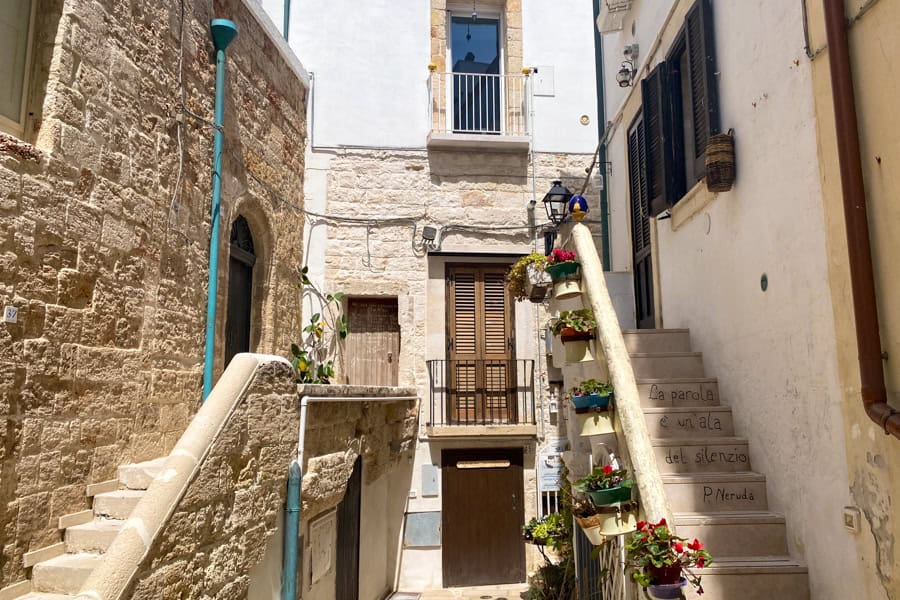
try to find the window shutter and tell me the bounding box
[628,115,651,254]
[449,270,478,357]
[0,0,33,125]
[482,270,509,358]
[641,62,675,217]
[686,0,720,179]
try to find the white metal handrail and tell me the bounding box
[428,71,529,137]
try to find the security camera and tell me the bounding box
[623,43,639,60]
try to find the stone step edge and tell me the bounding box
[662,471,765,483]
[85,479,118,498]
[697,559,808,575]
[23,543,65,569]
[637,377,718,384]
[643,406,732,413]
[57,510,92,530]
[629,352,703,358]
[622,328,690,334]
[0,580,31,600]
[650,436,747,446]
[674,511,786,525]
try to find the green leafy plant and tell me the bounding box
[525,563,571,600]
[550,309,596,335]
[571,379,613,397]
[290,266,349,384]
[523,512,567,545]
[574,464,632,492]
[507,253,549,301]
[626,518,712,594]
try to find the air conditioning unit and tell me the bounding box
[597,0,632,33]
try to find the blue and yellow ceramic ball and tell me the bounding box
[568,194,589,222]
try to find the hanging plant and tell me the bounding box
[507,253,550,302]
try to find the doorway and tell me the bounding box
[345,298,400,386]
[224,216,255,365]
[336,457,362,600]
[442,447,526,587]
[446,265,516,424]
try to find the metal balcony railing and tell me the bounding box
[426,359,535,426]
[428,71,529,137]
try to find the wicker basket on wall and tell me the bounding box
[705,129,736,192]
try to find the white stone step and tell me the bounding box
[31,553,101,595]
[652,437,751,473]
[92,489,144,519]
[65,518,124,553]
[674,511,789,557]
[117,457,167,490]
[636,378,720,408]
[623,329,692,353]
[15,594,74,600]
[682,558,809,599]
[643,406,735,437]
[630,352,705,379]
[663,472,768,512]
[0,580,31,600]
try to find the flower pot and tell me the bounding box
[552,277,582,300]
[575,410,615,436]
[564,339,594,364]
[592,502,638,537]
[574,515,606,546]
[648,564,684,585]
[526,264,551,302]
[571,393,612,411]
[586,483,632,506]
[559,327,594,343]
[646,578,687,600]
[545,261,580,281]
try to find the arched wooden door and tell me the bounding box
[224,216,255,366]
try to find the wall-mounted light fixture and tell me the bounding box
[542,180,573,225]
[616,43,639,87]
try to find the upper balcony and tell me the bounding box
[427,71,531,152]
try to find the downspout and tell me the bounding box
[202,19,238,401]
[283,0,291,41]
[822,0,900,438]
[592,0,611,270]
[281,394,419,600]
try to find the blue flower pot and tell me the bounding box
[647,578,686,600]
[571,393,612,410]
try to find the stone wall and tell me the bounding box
[124,360,298,599]
[0,0,307,586]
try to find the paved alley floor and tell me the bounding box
[406,583,529,600]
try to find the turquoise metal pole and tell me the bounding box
[281,460,302,600]
[203,19,238,401]
[283,0,291,40]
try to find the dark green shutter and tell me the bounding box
[641,62,675,217]
[686,0,720,179]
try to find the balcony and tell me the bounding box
[427,71,531,152]
[425,359,537,438]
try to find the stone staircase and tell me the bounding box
[623,328,810,599]
[0,458,167,600]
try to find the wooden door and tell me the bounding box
[442,448,526,587]
[628,115,656,329]
[447,266,516,424]
[345,298,400,386]
[336,457,362,600]
[224,216,255,366]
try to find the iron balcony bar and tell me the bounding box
[428,71,529,137]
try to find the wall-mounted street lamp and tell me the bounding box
[616,43,639,87]
[542,180,573,225]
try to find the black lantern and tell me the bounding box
[616,60,635,87]
[542,180,572,225]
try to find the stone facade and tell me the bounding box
[0,0,307,587]
[125,360,299,600]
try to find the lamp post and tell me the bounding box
[542,180,573,225]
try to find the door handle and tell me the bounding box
[387,352,393,363]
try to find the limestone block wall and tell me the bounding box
[122,359,299,599]
[0,0,307,586]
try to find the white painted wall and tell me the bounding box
[599,1,863,597]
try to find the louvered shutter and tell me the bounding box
[448,269,478,422]
[686,0,720,179]
[641,61,675,217]
[628,115,650,254]
[482,269,513,422]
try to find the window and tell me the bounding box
[0,0,36,137]
[449,14,502,134]
[639,0,720,216]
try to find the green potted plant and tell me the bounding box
[570,379,613,411]
[523,513,567,547]
[507,253,550,303]
[626,518,712,598]
[550,309,596,364]
[574,465,633,505]
[544,248,582,300]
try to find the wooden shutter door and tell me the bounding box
[345,298,400,386]
[629,114,656,329]
[447,266,515,424]
[642,61,675,217]
[686,0,720,179]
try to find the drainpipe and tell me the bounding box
[281,394,419,600]
[592,0,611,270]
[283,0,291,41]
[822,0,900,438]
[202,19,238,401]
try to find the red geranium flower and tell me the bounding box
[674,542,683,553]
[688,538,703,551]
[636,520,647,531]
[602,465,613,475]
[697,557,706,568]
[656,518,667,528]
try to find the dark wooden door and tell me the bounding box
[336,457,362,600]
[628,115,656,329]
[447,266,516,424]
[224,216,255,365]
[442,448,525,587]
[345,298,400,386]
